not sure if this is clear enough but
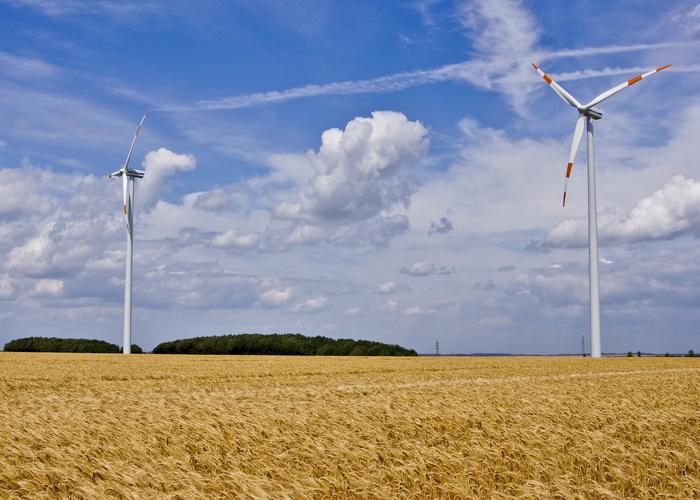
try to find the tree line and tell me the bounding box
[3,337,142,353]
[152,333,418,356]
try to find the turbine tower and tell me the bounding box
[532,64,670,358]
[109,108,150,354]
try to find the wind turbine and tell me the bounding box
[532,63,670,358]
[109,108,150,354]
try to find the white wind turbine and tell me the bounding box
[532,63,670,358]
[109,108,150,354]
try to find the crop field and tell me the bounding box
[1,354,699,499]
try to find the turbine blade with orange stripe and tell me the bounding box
[563,114,585,207]
[532,63,582,109]
[123,107,151,172]
[583,65,671,109]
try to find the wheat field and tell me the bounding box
[1,353,698,499]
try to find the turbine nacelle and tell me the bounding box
[582,107,603,120]
[125,168,145,178]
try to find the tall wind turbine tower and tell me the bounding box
[532,64,670,357]
[109,109,150,354]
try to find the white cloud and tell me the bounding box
[376,281,411,295]
[281,224,327,246]
[211,228,260,251]
[404,305,436,315]
[137,148,197,210]
[333,215,410,248]
[273,111,429,223]
[537,175,700,249]
[378,299,398,312]
[292,296,329,312]
[0,164,56,219]
[401,261,434,276]
[428,216,453,235]
[4,0,158,19]
[343,307,362,316]
[455,0,540,105]
[0,274,17,299]
[400,260,452,277]
[31,278,63,297]
[609,175,700,242]
[193,188,236,212]
[259,288,294,308]
[0,51,58,80]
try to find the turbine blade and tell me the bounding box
[583,64,671,109]
[532,63,583,109]
[122,107,151,171]
[563,114,585,207]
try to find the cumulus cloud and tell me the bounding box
[609,175,700,242]
[375,281,411,295]
[472,280,496,292]
[138,148,197,210]
[343,307,362,316]
[0,164,56,219]
[333,215,410,248]
[273,111,429,223]
[193,188,236,211]
[378,299,398,312]
[404,305,436,315]
[211,228,260,251]
[0,274,17,299]
[429,216,454,235]
[259,288,294,308]
[534,176,700,249]
[400,260,452,277]
[30,278,63,297]
[292,296,329,312]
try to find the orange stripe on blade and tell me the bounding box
[544,74,553,84]
[566,162,573,178]
[628,75,642,85]
[562,192,567,207]
[123,204,127,215]
[657,64,672,72]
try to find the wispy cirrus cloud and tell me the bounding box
[174,21,698,113]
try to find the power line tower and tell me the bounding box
[436,340,440,356]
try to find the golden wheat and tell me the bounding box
[1,353,698,499]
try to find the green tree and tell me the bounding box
[4,337,120,353]
[153,333,417,356]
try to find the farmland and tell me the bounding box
[1,353,699,499]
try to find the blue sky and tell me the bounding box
[1,0,700,354]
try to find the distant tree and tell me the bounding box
[637,351,642,357]
[4,337,120,353]
[665,353,671,357]
[153,333,418,356]
[689,350,695,358]
[627,352,633,357]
